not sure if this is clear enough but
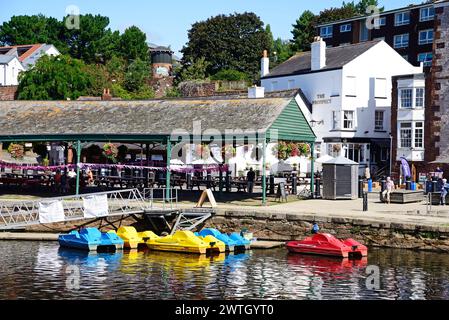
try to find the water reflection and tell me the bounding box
[0,241,448,300]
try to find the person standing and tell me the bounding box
[382,177,395,204]
[440,179,449,205]
[247,168,256,195]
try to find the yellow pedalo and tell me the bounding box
[196,234,226,254]
[113,227,159,249]
[146,230,210,254]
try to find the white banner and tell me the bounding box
[83,194,109,218]
[38,200,65,224]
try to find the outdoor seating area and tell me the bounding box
[0,98,317,204]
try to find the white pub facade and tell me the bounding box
[261,37,422,176]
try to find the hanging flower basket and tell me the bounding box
[103,143,118,162]
[8,143,24,160]
[298,143,311,156]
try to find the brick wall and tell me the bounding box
[0,86,18,101]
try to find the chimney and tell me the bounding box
[260,50,269,78]
[102,88,112,101]
[248,85,265,99]
[311,36,326,71]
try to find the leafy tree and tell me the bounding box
[61,14,113,64]
[95,30,122,64]
[272,38,294,66]
[105,55,127,84]
[291,10,316,52]
[119,26,149,62]
[354,0,384,14]
[181,12,271,80]
[17,55,91,100]
[211,69,249,82]
[316,6,358,24]
[124,58,151,92]
[179,57,210,81]
[265,24,275,55]
[0,15,67,52]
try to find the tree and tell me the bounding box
[316,6,358,24]
[124,58,151,92]
[211,69,249,82]
[181,12,271,80]
[355,0,384,14]
[119,26,149,62]
[61,14,113,64]
[265,24,275,55]
[179,57,210,81]
[272,38,294,66]
[17,55,92,100]
[0,15,67,52]
[291,10,316,52]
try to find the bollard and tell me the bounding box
[269,175,275,195]
[315,177,321,198]
[380,179,386,202]
[358,179,364,198]
[363,192,368,212]
[292,176,297,195]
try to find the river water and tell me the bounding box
[0,241,448,300]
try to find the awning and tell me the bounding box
[370,139,390,148]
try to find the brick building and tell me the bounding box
[317,0,449,69]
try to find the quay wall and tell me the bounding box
[8,209,449,253]
[205,210,449,253]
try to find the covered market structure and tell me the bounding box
[0,96,316,204]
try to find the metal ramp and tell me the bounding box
[170,209,215,235]
[0,189,152,230]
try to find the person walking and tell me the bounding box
[382,177,395,204]
[247,168,256,195]
[440,179,449,205]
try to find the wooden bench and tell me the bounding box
[385,190,424,204]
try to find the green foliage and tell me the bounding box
[164,87,181,98]
[272,38,294,67]
[111,83,154,100]
[211,69,249,82]
[124,58,151,92]
[62,14,113,64]
[181,12,271,81]
[0,14,67,53]
[179,57,210,81]
[119,26,149,62]
[291,10,316,52]
[17,55,92,100]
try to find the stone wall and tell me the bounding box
[431,5,449,162]
[0,85,18,101]
[204,211,449,252]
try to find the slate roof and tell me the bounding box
[0,55,16,64]
[0,98,293,139]
[263,40,381,79]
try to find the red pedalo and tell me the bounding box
[286,233,368,259]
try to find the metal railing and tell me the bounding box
[142,188,178,210]
[0,189,151,230]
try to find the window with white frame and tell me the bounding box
[415,122,424,148]
[340,24,351,32]
[395,12,410,26]
[415,88,425,108]
[346,144,365,163]
[343,111,354,129]
[320,26,333,38]
[400,123,412,148]
[375,111,384,131]
[419,29,434,45]
[418,52,433,67]
[394,34,409,48]
[420,7,435,22]
[374,17,386,28]
[400,89,413,108]
[399,122,424,149]
[400,87,425,109]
